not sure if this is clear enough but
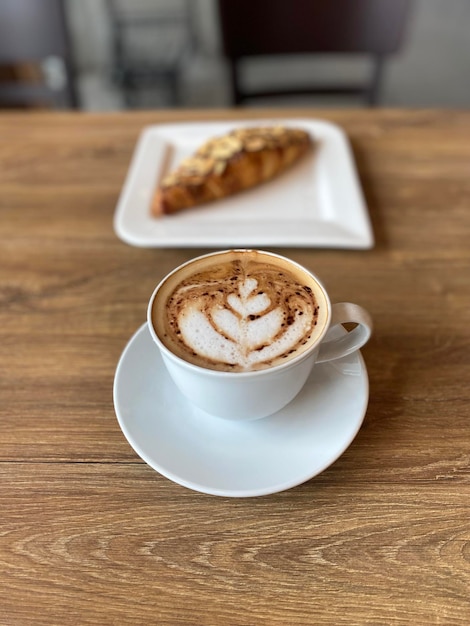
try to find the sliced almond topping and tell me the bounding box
[179,156,214,176]
[244,137,266,151]
[213,161,226,176]
[223,136,243,151]
[161,173,179,187]
[196,139,217,157]
[212,147,236,160]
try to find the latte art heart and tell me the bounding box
[160,256,320,372]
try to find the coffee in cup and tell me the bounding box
[151,249,328,373]
[148,250,372,421]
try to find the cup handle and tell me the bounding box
[316,302,372,363]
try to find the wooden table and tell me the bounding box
[1,109,469,625]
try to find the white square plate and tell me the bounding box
[113,119,374,248]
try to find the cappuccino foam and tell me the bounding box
[152,251,326,372]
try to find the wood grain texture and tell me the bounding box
[1,109,469,625]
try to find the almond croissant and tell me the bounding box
[151,126,312,216]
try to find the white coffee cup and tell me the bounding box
[147,250,372,421]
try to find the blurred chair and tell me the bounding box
[0,0,78,109]
[106,0,196,107]
[217,0,412,106]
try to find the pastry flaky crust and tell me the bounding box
[151,126,313,216]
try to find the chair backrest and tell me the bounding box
[105,0,197,107]
[0,0,78,108]
[217,0,412,105]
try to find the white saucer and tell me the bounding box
[113,324,369,497]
